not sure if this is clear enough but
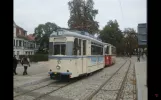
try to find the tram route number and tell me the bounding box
[57,31,64,35]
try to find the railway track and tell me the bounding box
[14,80,56,98]
[14,59,129,100]
[83,59,131,100]
[14,71,98,100]
[115,60,131,100]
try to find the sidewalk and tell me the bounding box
[135,60,147,100]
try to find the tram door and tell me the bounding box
[82,40,87,74]
[76,39,83,75]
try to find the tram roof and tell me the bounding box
[103,42,116,48]
[50,29,103,44]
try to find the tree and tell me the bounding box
[33,22,60,52]
[68,0,99,34]
[99,20,124,55]
[123,28,138,56]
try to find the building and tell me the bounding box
[137,23,147,46]
[137,23,147,53]
[13,21,37,58]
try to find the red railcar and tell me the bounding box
[103,43,116,67]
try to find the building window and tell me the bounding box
[19,30,21,35]
[13,39,15,46]
[19,40,22,47]
[23,41,24,47]
[24,42,26,48]
[16,40,18,46]
[17,51,19,56]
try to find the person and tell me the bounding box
[21,56,30,75]
[13,55,18,75]
[137,54,140,62]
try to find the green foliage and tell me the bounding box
[19,54,48,62]
[68,0,99,34]
[99,20,138,56]
[123,28,138,55]
[33,22,60,52]
[99,20,124,55]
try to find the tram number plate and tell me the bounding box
[54,72,57,74]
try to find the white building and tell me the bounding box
[13,21,37,59]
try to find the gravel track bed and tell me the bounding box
[103,62,130,91]
[119,59,137,100]
[37,59,127,100]
[91,60,130,100]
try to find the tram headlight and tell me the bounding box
[56,65,61,70]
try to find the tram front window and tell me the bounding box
[54,44,66,55]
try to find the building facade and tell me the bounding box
[13,21,37,58]
[137,23,147,46]
[137,23,147,54]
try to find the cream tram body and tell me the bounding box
[48,29,105,80]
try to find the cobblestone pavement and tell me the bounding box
[15,61,49,76]
[14,72,50,89]
[14,57,138,100]
[23,58,126,100]
[14,61,50,88]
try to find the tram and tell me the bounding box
[103,43,116,67]
[48,29,116,80]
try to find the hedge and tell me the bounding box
[19,54,48,62]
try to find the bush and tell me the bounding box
[19,54,48,62]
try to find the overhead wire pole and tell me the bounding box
[117,0,124,21]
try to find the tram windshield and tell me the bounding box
[54,44,66,55]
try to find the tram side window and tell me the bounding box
[97,46,103,55]
[106,46,109,54]
[91,42,103,55]
[79,39,82,55]
[73,38,78,55]
[83,40,86,55]
[100,46,103,55]
[91,45,97,55]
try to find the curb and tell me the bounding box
[135,62,147,100]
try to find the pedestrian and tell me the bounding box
[13,55,18,75]
[137,54,140,62]
[21,55,30,75]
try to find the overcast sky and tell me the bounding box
[14,0,146,34]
